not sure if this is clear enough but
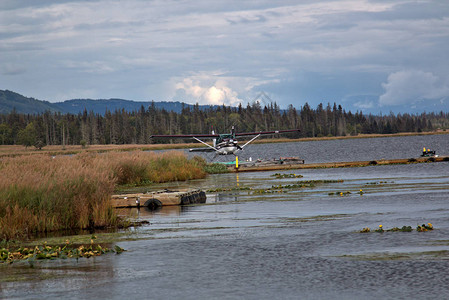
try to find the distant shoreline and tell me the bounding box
[252,130,449,144]
[1,130,447,158]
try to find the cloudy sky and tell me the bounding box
[1,0,448,113]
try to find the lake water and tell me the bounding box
[185,133,449,163]
[2,134,449,299]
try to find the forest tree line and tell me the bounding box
[0,101,448,147]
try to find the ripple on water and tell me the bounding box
[2,136,449,299]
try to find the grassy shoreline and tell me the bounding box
[0,151,207,241]
[0,130,447,158]
[0,130,447,241]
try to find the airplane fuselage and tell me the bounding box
[215,140,239,155]
[216,145,238,155]
[151,127,300,156]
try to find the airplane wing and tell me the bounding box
[235,129,300,137]
[151,129,300,139]
[150,134,220,139]
[189,147,216,152]
[150,133,220,152]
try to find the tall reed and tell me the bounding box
[108,150,206,185]
[0,151,206,240]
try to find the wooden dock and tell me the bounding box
[111,189,206,209]
[228,156,449,173]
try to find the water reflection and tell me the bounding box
[206,192,241,203]
[1,256,116,299]
[116,205,183,218]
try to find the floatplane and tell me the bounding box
[150,126,300,156]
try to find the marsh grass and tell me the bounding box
[0,151,205,240]
[203,163,229,174]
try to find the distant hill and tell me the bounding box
[53,98,194,114]
[0,90,61,114]
[0,89,213,115]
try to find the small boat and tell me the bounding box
[421,147,437,157]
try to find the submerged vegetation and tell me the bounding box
[207,179,344,195]
[269,180,343,190]
[206,186,252,193]
[0,151,206,241]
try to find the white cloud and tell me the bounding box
[175,76,243,106]
[379,70,449,106]
[172,71,282,106]
[354,100,374,110]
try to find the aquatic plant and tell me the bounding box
[272,180,344,191]
[328,191,351,196]
[209,180,344,195]
[375,225,384,233]
[328,189,361,196]
[271,173,303,179]
[388,226,412,232]
[206,186,251,193]
[0,240,126,264]
[417,223,434,232]
[365,181,390,185]
[253,189,287,194]
[360,223,433,233]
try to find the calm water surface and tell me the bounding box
[1,135,449,299]
[187,133,449,163]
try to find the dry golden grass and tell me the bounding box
[0,150,205,240]
[0,143,201,158]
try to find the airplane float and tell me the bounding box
[150,126,300,155]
